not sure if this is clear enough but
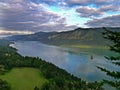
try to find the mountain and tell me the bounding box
[5,27,120,47]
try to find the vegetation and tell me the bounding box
[0,39,104,90]
[6,27,120,47]
[61,44,109,49]
[98,28,120,90]
[0,68,47,90]
[0,79,10,90]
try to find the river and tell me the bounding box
[10,41,119,88]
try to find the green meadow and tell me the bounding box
[0,68,47,90]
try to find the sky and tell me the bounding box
[0,0,120,35]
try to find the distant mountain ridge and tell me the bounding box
[6,27,120,46]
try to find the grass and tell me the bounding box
[0,68,47,90]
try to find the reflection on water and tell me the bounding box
[11,41,119,82]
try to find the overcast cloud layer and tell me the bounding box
[0,0,120,34]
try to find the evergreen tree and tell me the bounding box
[0,79,11,90]
[34,86,40,90]
[98,28,120,90]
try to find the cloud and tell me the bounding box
[68,0,120,18]
[76,6,104,17]
[85,14,120,27]
[99,4,120,12]
[30,0,59,6]
[76,2,120,18]
[68,0,91,6]
[0,0,78,33]
[0,0,119,34]
[67,0,119,6]
[0,30,33,35]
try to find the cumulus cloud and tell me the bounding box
[0,0,119,34]
[0,0,77,33]
[76,2,120,18]
[99,5,120,12]
[85,14,120,27]
[76,6,104,17]
[69,0,120,18]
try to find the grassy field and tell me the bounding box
[0,68,47,90]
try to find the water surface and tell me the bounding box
[10,41,119,82]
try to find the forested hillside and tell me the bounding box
[6,27,120,46]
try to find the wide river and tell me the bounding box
[10,41,119,83]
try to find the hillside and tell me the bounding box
[6,27,120,46]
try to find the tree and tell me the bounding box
[0,79,11,90]
[98,28,120,90]
[34,86,40,90]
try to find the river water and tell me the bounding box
[10,41,119,85]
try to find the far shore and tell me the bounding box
[60,44,109,49]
